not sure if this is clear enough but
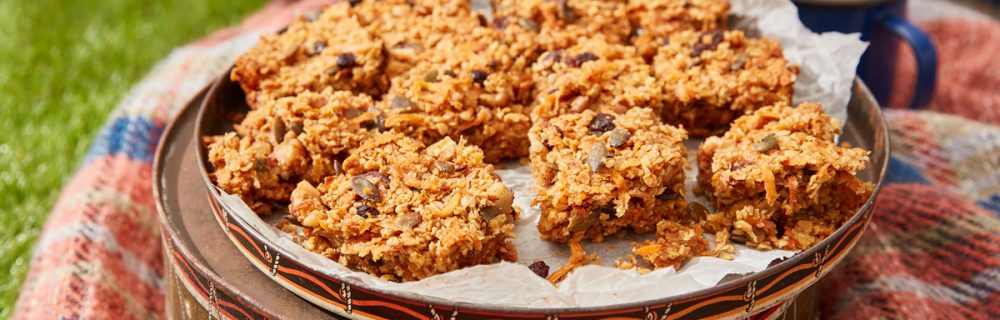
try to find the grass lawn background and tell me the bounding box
[0,0,268,317]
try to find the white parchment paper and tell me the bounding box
[215,0,868,309]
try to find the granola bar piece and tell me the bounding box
[529,108,688,243]
[207,89,376,213]
[288,132,518,281]
[231,2,385,107]
[352,0,482,79]
[697,102,873,250]
[654,30,799,137]
[633,220,709,270]
[376,35,534,162]
[627,0,730,59]
[530,37,661,121]
[493,0,632,51]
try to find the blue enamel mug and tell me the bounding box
[794,0,938,109]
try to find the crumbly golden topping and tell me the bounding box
[697,102,872,250]
[289,132,517,281]
[654,30,799,137]
[529,108,688,243]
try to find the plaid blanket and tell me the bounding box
[13,1,1000,319]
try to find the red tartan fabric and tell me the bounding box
[890,19,1000,124]
[819,184,1000,319]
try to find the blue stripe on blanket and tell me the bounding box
[885,157,930,185]
[84,116,164,164]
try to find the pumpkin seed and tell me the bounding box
[272,116,286,143]
[480,205,502,221]
[434,160,456,173]
[398,212,422,228]
[358,171,391,186]
[608,128,631,147]
[390,96,412,110]
[495,185,514,214]
[424,69,439,83]
[351,176,381,202]
[587,143,607,172]
[753,134,777,152]
[730,54,747,71]
[568,210,598,232]
[518,18,540,32]
[332,159,342,176]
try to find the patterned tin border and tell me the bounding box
[192,71,889,319]
[163,234,273,320]
[154,88,288,320]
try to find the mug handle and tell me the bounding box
[878,14,938,109]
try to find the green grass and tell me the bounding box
[0,0,267,317]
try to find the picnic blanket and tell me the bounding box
[13,1,1000,319]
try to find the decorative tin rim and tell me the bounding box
[153,88,291,319]
[155,89,793,320]
[191,71,889,318]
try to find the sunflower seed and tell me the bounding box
[608,129,631,147]
[587,143,607,172]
